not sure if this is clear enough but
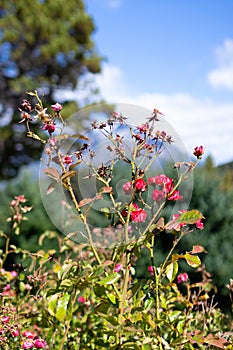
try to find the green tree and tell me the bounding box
[0,0,103,179]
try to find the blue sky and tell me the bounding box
[76,0,233,165]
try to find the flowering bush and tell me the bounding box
[0,92,232,349]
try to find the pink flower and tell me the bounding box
[22,331,35,339]
[134,178,147,192]
[43,123,55,136]
[34,338,47,349]
[1,316,10,323]
[130,208,147,223]
[153,174,172,187]
[193,146,204,159]
[4,285,11,291]
[51,102,62,112]
[196,218,204,230]
[63,155,73,165]
[137,123,149,133]
[177,273,189,284]
[147,266,154,276]
[10,270,18,278]
[167,190,183,201]
[152,189,165,202]
[123,181,132,194]
[11,329,20,337]
[114,264,123,273]
[78,296,86,303]
[22,339,34,349]
[25,283,32,290]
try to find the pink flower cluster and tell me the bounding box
[122,178,147,195]
[21,331,47,349]
[148,174,183,201]
[123,174,183,203]
[122,203,147,223]
[177,272,189,284]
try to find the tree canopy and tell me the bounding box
[0,0,103,178]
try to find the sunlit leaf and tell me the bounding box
[99,272,121,285]
[55,293,71,322]
[165,261,178,282]
[184,253,201,268]
[176,210,204,225]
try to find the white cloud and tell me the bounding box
[208,39,233,90]
[94,63,233,165]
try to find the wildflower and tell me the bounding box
[22,339,34,349]
[121,203,138,217]
[78,296,86,303]
[10,270,18,278]
[152,189,165,202]
[34,338,47,349]
[148,266,154,276]
[22,331,35,339]
[167,190,183,201]
[137,123,149,133]
[1,316,10,323]
[51,102,62,112]
[123,181,132,194]
[148,174,172,188]
[196,218,204,230]
[11,329,20,337]
[114,264,123,273]
[63,155,73,165]
[177,273,189,284]
[134,178,147,192]
[43,123,55,136]
[193,146,204,159]
[130,208,147,223]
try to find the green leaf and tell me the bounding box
[106,292,116,304]
[55,293,71,322]
[184,253,201,268]
[176,209,204,225]
[165,261,178,282]
[99,272,121,285]
[47,294,58,317]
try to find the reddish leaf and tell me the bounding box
[165,219,181,232]
[46,181,57,195]
[205,334,228,349]
[79,198,94,207]
[101,186,112,193]
[44,167,60,181]
[191,245,206,254]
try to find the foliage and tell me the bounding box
[178,157,233,307]
[0,0,103,179]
